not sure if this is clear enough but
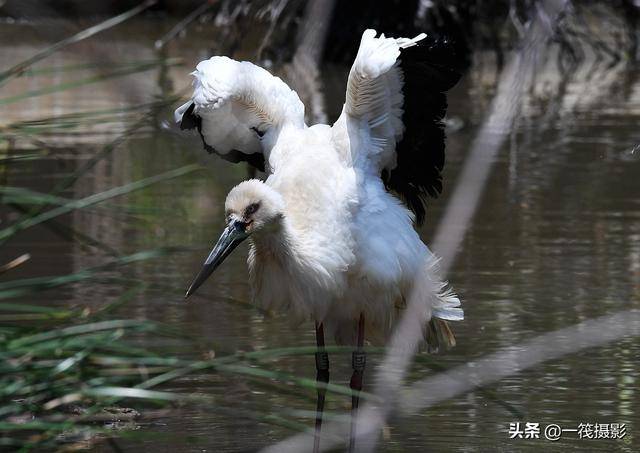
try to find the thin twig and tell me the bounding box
[155,1,218,49]
[432,0,569,274]
[0,254,30,276]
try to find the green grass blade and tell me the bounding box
[0,59,182,106]
[0,302,75,315]
[90,284,147,319]
[18,59,181,76]
[0,164,202,241]
[7,319,153,349]
[5,201,121,257]
[0,187,72,206]
[0,0,158,86]
[51,117,149,195]
[0,248,174,300]
[2,99,178,135]
[0,117,151,247]
[0,153,43,163]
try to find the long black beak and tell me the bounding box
[185,220,249,298]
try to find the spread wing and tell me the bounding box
[337,29,462,224]
[175,56,305,173]
[176,101,266,171]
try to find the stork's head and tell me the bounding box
[224,179,285,234]
[185,180,284,298]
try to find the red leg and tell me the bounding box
[349,313,366,453]
[314,322,329,453]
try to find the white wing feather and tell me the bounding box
[176,56,305,167]
[339,29,426,171]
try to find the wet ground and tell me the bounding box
[1,17,640,452]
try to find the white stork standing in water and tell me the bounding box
[175,29,463,452]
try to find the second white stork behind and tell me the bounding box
[176,29,463,451]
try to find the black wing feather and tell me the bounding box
[179,103,266,172]
[382,37,462,225]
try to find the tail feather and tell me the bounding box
[426,276,463,352]
[426,318,457,353]
[431,291,463,321]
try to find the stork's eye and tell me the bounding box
[245,203,260,216]
[251,127,265,138]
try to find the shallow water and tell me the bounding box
[1,17,640,452]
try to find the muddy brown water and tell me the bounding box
[1,17,639,452]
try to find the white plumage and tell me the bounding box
[177,29,463,347]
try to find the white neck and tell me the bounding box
[251,215,296,259]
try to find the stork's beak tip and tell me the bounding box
[185,285,196,299]
[185,220,249,302]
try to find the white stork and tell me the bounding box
[175,29,463,452]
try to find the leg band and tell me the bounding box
[315,351,330,372]
[352,351,366,373]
